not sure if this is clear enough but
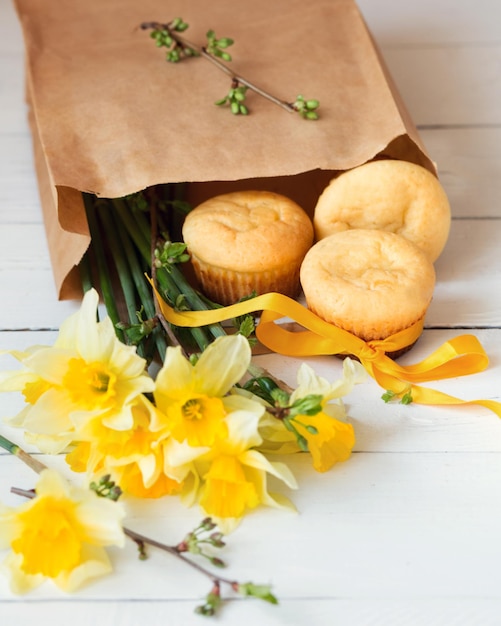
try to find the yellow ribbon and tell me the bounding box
[150,283,501,418]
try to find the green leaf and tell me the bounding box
[306,99,320,110]
[237,315,255,338]
[217,37,234,48]
[237,582,279,604]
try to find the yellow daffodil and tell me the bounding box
[288,358,366,472]
[0,469,125,593]
[0,289,154,453]
[291,410,356,472]
[154,335,251,447]
[190,396,297,532]
[112,458,183,499]
[257,358,366,472]
[65,395,180,498]
[290,357,367,408]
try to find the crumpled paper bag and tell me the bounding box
[14,0,434,298]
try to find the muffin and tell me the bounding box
[182,190,314,305]
[313,159,451,262]
[300,229,436,353]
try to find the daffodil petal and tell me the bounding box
[75,497,125,547]
[179,468,200,508]
[136,453,159,487]
[291,358,367,405]
[53,544,113,592]
[73,290,115,364]
[35,468,72,498]
[196,335,250,397]
[292,362,334,399]
[0,505,16,548]
[155,346,193,397]
[20,388,75,436]
[56,289,99,351]
[1,552,45,594]
[23,348,73,385]
[163,438,209,469]
[239,450,298,489]
[243,466,297,513]
[24,431,74,454]
[0,370,39,393]
[327,358,367,399]
[260,489,298,513]
[210,516,241,535]
[223,406,264,452]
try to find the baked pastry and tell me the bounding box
[313,160,451,262]
[182,190,314,305]
[300,229,436,350]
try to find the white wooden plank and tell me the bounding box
[430,219,501,327]
[0,56,28,134]
[0,0,24,54]
[422,127,501,219]
[0,269,79,329]
[0,133,42,224]
[2,598,501,626]
[380,45,501,126]
[0,223,51,269]
[2,451,501,608]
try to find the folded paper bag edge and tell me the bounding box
[14,0,435,300]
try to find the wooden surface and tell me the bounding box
[2,1,501,624]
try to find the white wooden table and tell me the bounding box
[2,1,501,624]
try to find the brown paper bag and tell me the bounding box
[14,0,434,299]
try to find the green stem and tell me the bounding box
[113,207,168,361]
[99,205,140,327]
[114,195,215,351]
[123,526,238,587]
[83,194,125,342]
[0,435,47,474]
[141,21,296,114]
[113,197,151,260]
[78,249,94,296]
[124,196,152,244]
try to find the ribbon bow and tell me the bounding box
[151,284,501,419]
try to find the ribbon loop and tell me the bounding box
[148,278,501,419]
